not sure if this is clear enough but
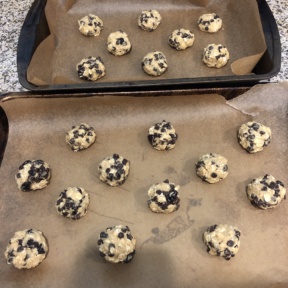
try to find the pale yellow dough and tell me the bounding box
[147,179,180,213]
[107,30,132,56]
[238,121,271,153]
[168,28,195,50]
[202,44,229,68]
[198,13,222,33]
[98,225,136,263]
[247,174,286,209]
[78,14,103,36]
[203,224,241,260]
[142,51,168,76]
[138,10,162,31]
[195,153,228,183]
[5,229,48,269]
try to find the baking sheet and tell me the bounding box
[1,82,288,287]
[26,0,267,86]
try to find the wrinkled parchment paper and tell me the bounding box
[1,82,288,287]
[27,0,266,85]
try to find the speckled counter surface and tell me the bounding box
[0,0,287,94]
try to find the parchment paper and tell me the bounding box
[1,82,288,287]
[27,0,267,86]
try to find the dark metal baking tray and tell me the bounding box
[17,0,281,93]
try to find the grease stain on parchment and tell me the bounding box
[141,215,194,248]
[141,196,202,248]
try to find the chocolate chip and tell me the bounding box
[124,251,135,263]
[118,232,124,239]
[100,232,108,238]
[21,181,31,192]
[209,225,217,232]
[126,234,133,241]
[17,246,24,252]
[227,240,234,247]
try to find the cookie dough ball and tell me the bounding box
[203,224,241,260]
[4,229,48,269]
[147,120,178,150]
[65,123,96,152]
[98,225,136,263]
[142,51,168,76]
[198,13,222,33]
[55,187,90,220]
[147,179,180,213]
[138,10,162,31]
[202,44,229,68]
[76,56,105,81]
[78,14,104,37]
[168,28,195,50]
[247,174,286,209]
[98,154,130,186]
[238,121,271,153]
[107,30,132,56]
[195,153,228,184]
[15,160,51,192]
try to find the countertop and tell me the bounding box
[0,0,287,94]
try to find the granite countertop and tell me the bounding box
[0,0,287,94]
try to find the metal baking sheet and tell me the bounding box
[0,82,288,287]
[17,0,281,93]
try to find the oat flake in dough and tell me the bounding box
[5,229,48,269]
[198,13,222,33]
[56,187,90,220]
[238,121,271,153]
[15,159,51,192]
[98,154,130,186]
[76,56,105,81]
[107,30,132,56]
[98,225,136,263]
[247,174,286,209]
[168,28,195,50]
[78,14,103,37]
[195,153,228,183]
[65,123,96,152]
[138,10,162,31]
[203,224,241,260]
[147,179,180,213]
[202,44,229,68]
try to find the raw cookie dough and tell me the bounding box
[168,28,195,50]
[98,225,136,263]
[76,56,105,81]
[147,120,178,150]
[198,13,222,33]
[78,14,104,37]
[147,179,180,213]
[247,174,286,209]
[238,121,271,153]
[65,123,96,152]
[15,160,51,192]
[142,51,168,76]
[138,10,162,31]
[203,224,241,260]
[55,187,90,220]
[4,229,48,269]
[98,154,130,186]
[195,153,228,184]
[107,30,132,56]
[202,44,229,68]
